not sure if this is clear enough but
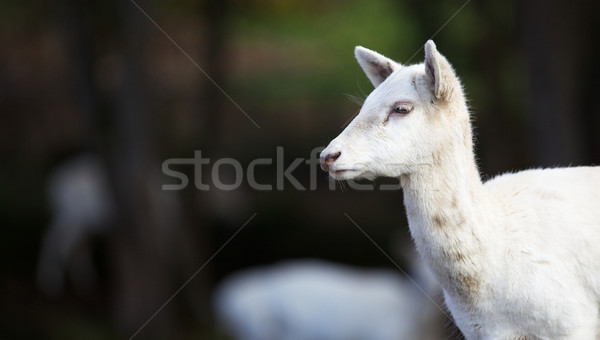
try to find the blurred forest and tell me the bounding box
[1,0,599,339]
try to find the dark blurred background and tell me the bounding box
[1,0,599,339]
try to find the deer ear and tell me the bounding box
[424,40,456,101]
[355,46,399,87]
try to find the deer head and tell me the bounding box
[320,40,467,180]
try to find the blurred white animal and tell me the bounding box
[36,154,115,296]
[214,260,441,340]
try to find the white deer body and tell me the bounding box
[214,260,439,340]
[320,41,600,339]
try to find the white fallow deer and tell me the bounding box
[320,40,600,339]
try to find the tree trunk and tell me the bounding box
[519,0,587,166]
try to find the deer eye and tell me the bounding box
[391,104,413,115]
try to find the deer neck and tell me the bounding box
[400,121,494,302]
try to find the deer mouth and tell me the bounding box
[332,169,349,175]
[329,168,362,180]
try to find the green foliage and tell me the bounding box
[228,0,420,106]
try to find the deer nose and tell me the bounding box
[320,151,341,171]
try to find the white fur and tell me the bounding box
[321,40,600,339]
